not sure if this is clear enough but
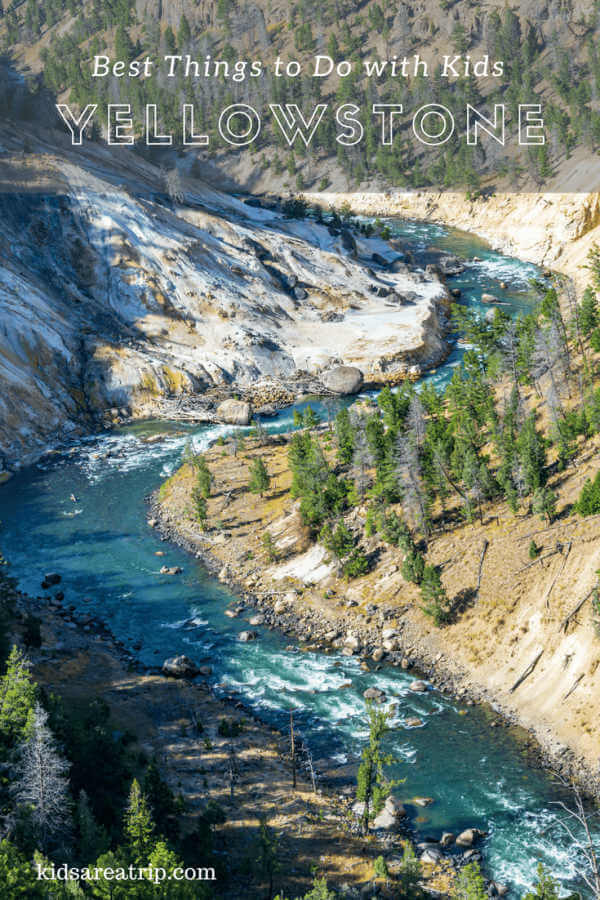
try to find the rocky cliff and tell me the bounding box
[0,133,449,470]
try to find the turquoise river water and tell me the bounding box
[0,220,593,896]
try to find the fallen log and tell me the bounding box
[510,649,544,693]
[562,673,584,702]
[559,587,596,633]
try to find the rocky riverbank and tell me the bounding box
[153,432,600,808]
[2,564,464,898]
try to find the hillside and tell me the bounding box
[3,0,600,192]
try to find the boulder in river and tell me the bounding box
[372,806,398,830]
[162,655,200,678]
[160,565,182,575]
[43,573,61,587]
[413,796,435,807]
[216,399,253,425]
[409,680,428,693]
[322,366,364,395]
[363,687,386,702]
[456,827,487,847]
[481,293,498,304]
[420,847,443,863]
[440,832,456,848]
[238,630,258,642]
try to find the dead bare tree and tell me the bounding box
[164,166,185,204]
[11,703,71,851]
[552,775,600,898]
[395,434,430,537]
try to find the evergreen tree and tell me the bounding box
[248,457,270,496]
[77,789,109,864]
[420,564,451,626]
[522,863,560,900]
[0,839,42,897]
[454,861,487,900]
[191,487,208,528]
[335,407,355,464]
[124,778,154,864]
[178,14,191,47]
[532,485,558,524]
[0,646,37,758]
[194,455,212,498]
[356,702,395,833]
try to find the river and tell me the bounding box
[0,220,590,896]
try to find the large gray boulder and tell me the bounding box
[216,399,252,425]
[322,366,364,395]
[162,655,200,678]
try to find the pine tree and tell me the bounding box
[194,455,212,498]
[532,485,558,524]
[454,861,487,900]
[124,778,154,864]
[0,646,37,758]
[11,703,71,851]
[248,457,270,496]
[522,863,560,900]
[191,487,208,528]
[0,839,43,897]
[420,565,451,626]
[77,790,109,864]
[146,841,200,897]
[178,14,191,47]
[356,702,395,833]
[335,407,355,464]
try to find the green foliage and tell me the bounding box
[248,456,270,496]
[532,485,558,524]
[320,521,354,558]
[529,539,541,559]
[342,549,370,579]
[373,855,389,881]
[194,455,212,498]
[356,702,397,832]
[454,861,487,900]
[402,549,425,585]
[420,564,451,626]
[522,863,560,900]
[0,839,43,896]
[191,487,208,528]
[396,843,422,897]
[0,646,36,758]
[217,718,243,737]
[335,408,354,464]
[575,471,600,515]
[262,531,278,562]
[124,778,154,864]
[289,432,348,531]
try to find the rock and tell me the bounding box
[363,687,386,702]
[372,807,398,830]
[401,657,411,669]
[44,573,61,587]
[238,630,258,642]
[294,286,308,301]
[198,665,213,676]
[216,399,253,425]
[440,832,456,848]
[500,281,508,289]
[382,638,398,652]
[485,308,497,323]
[384,795,406,818]
[456,828,486,847]
[381,627,397,639]
[371,252,390,267]
[405,717,423,728]
[451,287,461,297]
[420,848,443,863]
[147,518,157,528]
[249,615,265,626]
[159,565,182,575]
[409,680,428,693]
[371,648,385,662]
[490,883,509,897]
[273,599,287,614]
[481,293,498,304]
[439,254,465,275]
[344,633,362,651]
[351,800,370,818]
[413,796,435,807]
[322,366,364,395]
[225,607,240,618]
[162,655,200,678]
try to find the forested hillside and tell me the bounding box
[2,0,600,190]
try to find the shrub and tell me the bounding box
[575,471,600,515]
[420,565,451,626]
[343,549,369,579]
[528,539,540,560]
[401,549,425,584]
